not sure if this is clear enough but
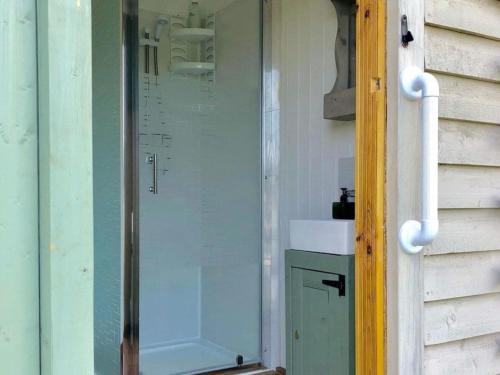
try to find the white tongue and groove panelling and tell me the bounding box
[423,0,500,373]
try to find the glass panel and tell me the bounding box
[138,1,262,374]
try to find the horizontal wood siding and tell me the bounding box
[424,0,500,372]
[424,333,500,375]
[425,0,500,40]
[425,26,500,82]
[436,74,500,124]
[439,120,500,167]
[438,165,500,209]
[426,209,500,255]
[424,293,500,345]
[424,251,500,301]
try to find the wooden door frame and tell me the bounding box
[355,0,387,374]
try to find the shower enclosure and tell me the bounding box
[124,0,263,374]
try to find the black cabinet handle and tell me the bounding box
[322,274,346,296]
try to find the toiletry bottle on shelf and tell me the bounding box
[188,1,201,28]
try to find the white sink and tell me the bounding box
[290,219,355,255]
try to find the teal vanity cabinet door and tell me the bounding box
[290,268,345,374]
[286,250,354,375]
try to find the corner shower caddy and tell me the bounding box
[170,14,215,76]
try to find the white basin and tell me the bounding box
[290,219,355,255]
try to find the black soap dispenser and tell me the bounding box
[332,188,355,220]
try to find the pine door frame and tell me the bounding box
[355,0,387,373]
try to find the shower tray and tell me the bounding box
[139,338,258,375]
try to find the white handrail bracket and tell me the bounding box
[399,220,424,254]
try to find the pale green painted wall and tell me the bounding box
[37,0,94,374]
[1,0,109,373]
[0,1,40,374]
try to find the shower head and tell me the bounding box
[155,16,169,41]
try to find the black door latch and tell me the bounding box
[401,15,414,47]
[322,274,346,297]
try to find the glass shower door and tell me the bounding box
[137,1,262,374]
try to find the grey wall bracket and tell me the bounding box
[324,0,357,121]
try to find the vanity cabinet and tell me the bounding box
[285,250,354,375]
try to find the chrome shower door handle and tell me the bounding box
[148,153,158,194]
[399,66,440,254]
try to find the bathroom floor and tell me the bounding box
[139,339,253,375]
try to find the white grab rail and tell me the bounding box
[399,66,440,254]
